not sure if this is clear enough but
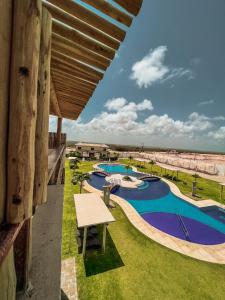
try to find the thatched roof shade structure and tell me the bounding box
[43,0,143,120]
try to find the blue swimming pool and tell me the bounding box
[88,164,225,245]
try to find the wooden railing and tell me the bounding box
[48,132,66,149]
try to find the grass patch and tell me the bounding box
[62,160,225,300]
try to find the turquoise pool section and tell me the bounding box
[98,163,133,174]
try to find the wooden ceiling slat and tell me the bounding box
[82,0,132,27]
[52,21,115,60]
[58,98,85,110]
[51,69,96,90]
[57,91,89,103]
[52,38,107,71]
[51,50,104,80]
[51,62,99,84]
[114,0,143,16]
[53,81,93,97]
[44,1,120,50]
[54,88,92,101]
[52,72,95,93]
[47,0,126,41]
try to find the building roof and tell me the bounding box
[75,142,109,148]
[43,0,143,120]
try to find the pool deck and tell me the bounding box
[84,171,225,264]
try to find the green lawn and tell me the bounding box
[62,160,225,300]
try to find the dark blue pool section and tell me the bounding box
[142,212,225,245]
[88,174,170,200]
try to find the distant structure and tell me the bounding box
[73,142,118,160]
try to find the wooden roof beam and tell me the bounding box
[51,69,96,89]
[82,0,132,27]
[52,38,108,71]
[114,0,143,16]
[51,61,100,84]
[47,0,126,41]
[43,1,120,50]
[50,77,62,117]
[51,50,104,80]
[52,21,115,60]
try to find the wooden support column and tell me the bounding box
[0,0,13,223]
[7,0,42,224]
[56,117,63,147]
[33,7,52,206]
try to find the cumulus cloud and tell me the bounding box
[130,46,194,88]
[208,127,225,140]
[198,99,214,106]
[68,97,224,141]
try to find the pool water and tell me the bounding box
[99,163,133,174]
[88,164,225,245]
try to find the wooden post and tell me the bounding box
[0,0,13,222]
[102,224,107,253]
[82,227,88,256]
[7,0,42,223]
[56,117,63,147]
[33,7,52,206]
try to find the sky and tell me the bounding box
[50,0,225,152]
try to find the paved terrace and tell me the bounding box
[17,185,64,300]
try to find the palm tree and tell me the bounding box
[192,173,200,183]
[71,172,90,193]
[128,155,133,164]
[125,164,131,173]
[149,160,155,173]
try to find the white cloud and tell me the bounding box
[198,99,214,106]
[208,127,225,140]
[105,97,127,111]
[130,46,194,88]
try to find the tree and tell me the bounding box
[128,155,133,163]
[69,157,80,170]
[71,172,91,193]
[192,173,200,183]
[149,160,155,172]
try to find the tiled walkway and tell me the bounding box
[61,258,78,300]
[84,180,225,264]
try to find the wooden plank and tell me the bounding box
[51,50,104,80]
[114,0,143,16]
[50,77,62,117]
[52,78,93,96]
[43,1,120,50]
[82,0,132,27]
[52,73,95,94]
[51,61,100,84]
[7,0,42,224]
[0,0,12,222]
[56,90,89,103]
[57,94,88,107]
[58,99,85,111]
[34,7,52,206]
[52,21,115,60]
[55,85,92,99]
[52,69,96,90]
[48,0,126,41]
[52,33,110,70]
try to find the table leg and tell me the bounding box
[102,224,107,252]
[82,227,88,256]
